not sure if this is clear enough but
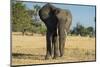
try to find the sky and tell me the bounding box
[22,2,96,29]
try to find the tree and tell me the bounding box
[72,23,86,36]
[12,2,47,35]
[12,2,33,35]
[87,27,94,37]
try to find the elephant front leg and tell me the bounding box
[45,31,52,60]
[52,33,59,59]
[58,27,66,57]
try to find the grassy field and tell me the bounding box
[12,32,96,66]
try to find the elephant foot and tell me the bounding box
[53,57,57,59]
[59,51,64,57]
[59,53,64,57]
[53,55,59,59]
[45,55,52,60]
[59,54,62,57]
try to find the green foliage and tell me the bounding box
[12,2,33,32]
[70,23,95,37]
[12,2,46,35]
[39,24,47,35]
[32,21,47,35]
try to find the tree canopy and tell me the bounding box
[12,2,46,35]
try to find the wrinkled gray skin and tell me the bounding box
[39,3,72,59]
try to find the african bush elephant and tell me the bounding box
[39,3,72,59]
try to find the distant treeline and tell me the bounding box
[12,2,95,37]
[69,23,95,37]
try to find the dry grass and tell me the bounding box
[12,32,96,66]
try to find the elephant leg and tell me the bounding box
[52,32,59,59]
[59,34,66,57]
[45,31,52,59]
[58,26,66,57]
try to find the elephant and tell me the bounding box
[39,3,72,59]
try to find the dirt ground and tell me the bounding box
[12,32,96,66]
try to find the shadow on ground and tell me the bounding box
[12,53,45,60]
